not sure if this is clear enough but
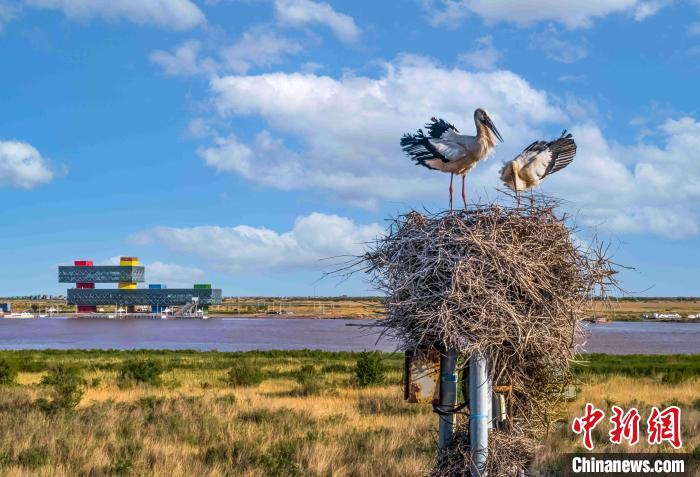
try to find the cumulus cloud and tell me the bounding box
[274,0,361,43]
[421,0,663,29]
[633,0,669,21]
[24,0,205,30]
[145,261,206,288]
[457,35,501,70]
[219,26,303,74]
[530,27,589,63]
[150,28,303,77]
[0,140,55,188]
[189,52,700,238]
[106,256,205,287]
[131,213,383,272]
[202,55,565,208]
[0,1,20,32]
[547,118,700,238]
[150,40,204,76]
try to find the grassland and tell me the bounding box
[0,350,698,476]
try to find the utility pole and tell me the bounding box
[438,348,458,449]
[469,351,490,476]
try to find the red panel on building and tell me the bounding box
[76,283,95,289]
[74,260,94,266]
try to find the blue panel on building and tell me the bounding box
[67,288,222,306]
[58,266,145,283]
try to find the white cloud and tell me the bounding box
[131,212,383,273]
[106,256,205,287]
[457,35,501,70]
[0,140,55,188]
[530,26,589,63]
[24,0,205,30]
[633,1,666,20]
[145,261,206,288]
[274,0,361,43]
[202,55,566,209]
[547,118,700,238]
[0,1,20,32]
[150,40,204,76]
[191,53,700,238]
[150,28,303,77]
[421,0,663,29]
[220,26,303,74]
[186,117,218,139]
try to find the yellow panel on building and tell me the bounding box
[118,283,137,289]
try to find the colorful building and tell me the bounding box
[58,257,222,313]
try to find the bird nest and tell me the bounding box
[355,200,617,476]
[431,427,536,477]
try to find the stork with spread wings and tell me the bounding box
[401,108,503,209]
[500,131,577,207]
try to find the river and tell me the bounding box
[0,318,698,354]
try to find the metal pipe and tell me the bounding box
[438,348,458,449]
[470,351,490,476]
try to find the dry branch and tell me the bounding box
[355,200,617,476]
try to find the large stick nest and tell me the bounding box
[355,201,617,476]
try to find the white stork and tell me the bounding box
[500,130,577,207]
[401,108,503,209]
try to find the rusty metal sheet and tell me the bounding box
[404,348,440,404]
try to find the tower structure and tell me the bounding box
[74,260,96,313]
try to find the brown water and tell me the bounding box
[0,318,698,354]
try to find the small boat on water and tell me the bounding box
[4,312,35,319]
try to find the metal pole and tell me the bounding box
[470,351,490,476]
[438,348,458,449]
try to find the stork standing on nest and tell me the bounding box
[500,130,577,207]
[401,108,503,209]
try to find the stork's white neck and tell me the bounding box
[476,122,497,151]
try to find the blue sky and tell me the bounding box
[1,0,700,296]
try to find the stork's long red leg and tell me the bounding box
[517,192,521,208]
[461,175,467,208]
[530,189,535,207]
[449,173,454,211]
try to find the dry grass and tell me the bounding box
[597,299,700,320]
[211,298,385,318]
[0,352,433,477]
[1,351,697,476]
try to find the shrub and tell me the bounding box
[216,394,237,405]
[0,357,18,385]
[17,446,49,469]
[225,362,264,386]
[294,364,317,383]
[38,364,85,413]
[354,351,385,387]
[118,359,163,386]
[661,370,692,384]
[321,363,352,373]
